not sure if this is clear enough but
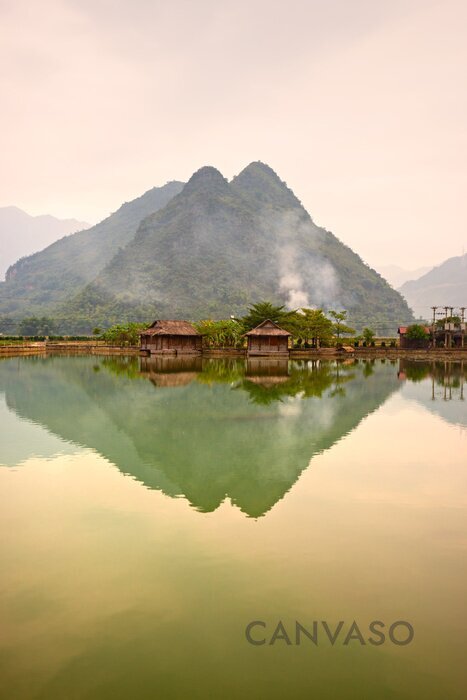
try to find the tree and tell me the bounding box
[101,322,146,346]
[240,301,296,332]
[405,324,429,341]
[329,310,355,339]
[290,308,333,348]
[362,327,375,345]
[195,319,243,347]
[18,316,57,336]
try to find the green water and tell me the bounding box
[0,356,466,699]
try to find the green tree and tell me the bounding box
[195,319,243,347]
[102,322,147,346]
[240,301,296,332]
[18,316,57,336]
[405,324,429,341]
[362,327,375,345]
[290,308,334,348]
[329,310,355,340]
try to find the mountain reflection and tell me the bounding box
[0,355,431,517]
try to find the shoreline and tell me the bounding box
[1,342,466,361]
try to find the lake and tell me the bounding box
[0,355,466,699]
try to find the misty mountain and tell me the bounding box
[0,182,184,319]
[0,206,89,281]
[68,162,412,332]
[377,264,432,289]
[399,253,467,319]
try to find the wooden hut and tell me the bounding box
[244,319,291,356]
[140,320,202,355]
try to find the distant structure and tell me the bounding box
[398,306,466,348]
[398,325,431,349]
[429,306,465,348]
[140,320,202,355]
[244,319,291,356]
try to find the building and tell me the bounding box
[140,320,202,355]
[244,319,291,356]
[398,320,466,349]
[398,326,431,349]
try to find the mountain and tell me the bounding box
[0,206,89,280]
[377,264,432,289]
[0,181,184,322]
[66,162,412,332]
[399,253,467,319]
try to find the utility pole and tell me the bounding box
[460,307,466,349]
[444,306,450,348]
[431,306,437,349]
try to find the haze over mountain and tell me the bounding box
[377,264,432,290]
[0,182,184,320]
[67,162,412,332]
[399,253,467,319]
[0,206,89,281]
[0,163,413,333]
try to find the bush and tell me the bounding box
[405,324,429,341]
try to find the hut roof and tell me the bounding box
[244,319,292,337]
[398,326,430,335]
[142,320,200,336]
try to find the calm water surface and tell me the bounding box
[0,356,466,699]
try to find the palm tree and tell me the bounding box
[240,301,296,331]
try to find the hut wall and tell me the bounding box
[247,336,289,355]
[399,336,430,349]
[146,334,202,355]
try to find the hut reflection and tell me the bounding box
[245,358,289,383]
[140,356,203,387]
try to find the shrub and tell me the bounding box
[405,324,429,341]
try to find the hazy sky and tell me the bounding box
[1,0,466,268]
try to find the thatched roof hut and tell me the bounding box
[141,320,202,355]
[244,319,291,356]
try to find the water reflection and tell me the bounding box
[0,356,465,516]
[1,355,466,700]
[139,356,357,404]
[397,359,466,428]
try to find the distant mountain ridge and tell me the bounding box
[0,163,413,333]
[377,264,432,289]
[0,206,89,280]
[399,253,467,319]
[0,182,184,319]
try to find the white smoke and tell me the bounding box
[278,246,310,308]
[274,211,340,310]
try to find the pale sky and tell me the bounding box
[1,0,466,269]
